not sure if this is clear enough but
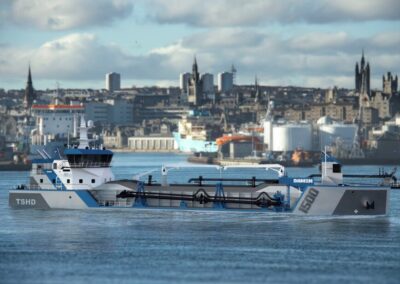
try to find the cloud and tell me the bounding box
[148,0,400,26]
[6,0,133,30]
[0,30,399,89]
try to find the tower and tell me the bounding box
[383,72,398,94]
[355,50,371,96]
[105,72,121,93]
[24,65,35,109]
[187,56,203,106]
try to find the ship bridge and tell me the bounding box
[64,148,113,168]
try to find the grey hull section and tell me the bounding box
[9,192,51,209]
[333,189,387,215]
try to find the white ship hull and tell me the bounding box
[9,184,390,216]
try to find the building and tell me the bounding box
[218,72,233,93]
[127,136,176,152]
[105,99,133,125]
[85,99,133,125]
[201,73,214,99]
[179,72,191,94]
[383,72,398,94]
[105,72,121,92]
[187,57,203,106]
[85,101,110,124]
[24,65,35,109]
[102,128,127,148]
[370,92,392,119]
[355,51,370,95]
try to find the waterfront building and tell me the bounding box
[85,99,133,125]
[102,128,127,148]
[106,99,134,125]
[105,72,121,92]
[218,72,233,93]
[127,136,176,152]
[85,101,109,124]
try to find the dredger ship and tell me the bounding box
[9,117,391,216]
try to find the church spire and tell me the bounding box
[24,64,35,109]
[27,64,32,84]
[192,55,199,82]
[361,49,365,68]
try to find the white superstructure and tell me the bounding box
[31,103,84,146]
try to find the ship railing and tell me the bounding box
[68,162,111,168]
[13,185,55,191]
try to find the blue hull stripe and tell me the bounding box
[76,191,99,207]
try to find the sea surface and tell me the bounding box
[0,153,399,284]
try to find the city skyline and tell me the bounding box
[0,0,399,90]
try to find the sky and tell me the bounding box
[0,0,399,90]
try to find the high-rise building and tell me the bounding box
[201,73,214,94]
[355,51,370,95]
[105,72,121,92]
[187,57,203,106]
[179,72,191,93]
[24,65,35,109]
[382,72,398,94]
[217,72,233,93]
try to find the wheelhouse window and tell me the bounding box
[79,179,83,184]
[333,164,341,173]
[66,153,113,168]
[91,179,95,184]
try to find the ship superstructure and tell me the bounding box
[173,111,220,153]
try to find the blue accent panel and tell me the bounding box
[64,149,113,155]
[32,158,54,164]
[75,191,99,207]
[44,170,65,190]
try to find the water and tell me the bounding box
[0,153,399,284]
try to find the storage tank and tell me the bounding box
[272,124,312,152]
[319,124,357,149]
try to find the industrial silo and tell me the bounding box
[272,123,312,152]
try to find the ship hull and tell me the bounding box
[9,184,390,216]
